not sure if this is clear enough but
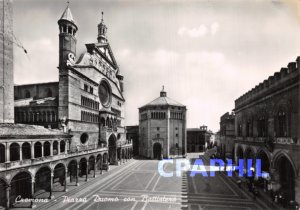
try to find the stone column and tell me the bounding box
[58,141,60,155]
[19,143,22,161]
[6,184,10,210]
[64,169,67,192]
[49,172,54,199]
[31,179,35,208]
[5,143,10,162]
[50,142,53,156]
[31,142,34,159]
[85,162,89,182]
[76,165,79,186]
[41,143,44,157]
[295,176,300,204]
[65,141,67,154]
[93,159,96,178]
[100,158,102,174]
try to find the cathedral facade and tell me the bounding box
[139,88,187,159]
[0,5,132,209]
[13,6,132,165]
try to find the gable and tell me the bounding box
[84,42,118,69]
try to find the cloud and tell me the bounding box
[178,25,208,38]
[211,22,219,35]
[178,23,220,38]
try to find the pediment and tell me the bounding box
[84,42,118,69]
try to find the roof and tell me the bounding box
[0,124,69,137]
[15,97,56,107]
[141,96,185,108]
[187,128,202,132]
[59,6,76,24]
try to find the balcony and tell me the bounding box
[274,137,295,144]
[0,144,108,171]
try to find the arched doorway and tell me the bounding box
[22,142,31,160]
[244,148,255,171]
[108,135,117,164]
[68,160,77,183]
[44,142,50,157]
[79,158,87,178]
[276,155,295,205]
[53,163,65,191]
[10,143,20,161]
[96,154,102,171]
[35,167,51,197]
[236,146,244,163]
[10,172,32,206]
[60,140,65,153]
[257,150,270,173]
[256,150,270,190]
[88,156,95,176]
[0,179,7,208]
[0,144,5,163]
[153,143,162,159]
[53,141,58,155]
[34,142,42,158]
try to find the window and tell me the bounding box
[246,121,252,137]
[80,133,89,144]
[46,88,52,97]
[157,134,160,138]
[157,127,160,131]
[176,133,178,137]
[258,116,268,137]
[25,90,31,98]
[90,87,94,94]
[277,111,287,137]
[99,80,111,107]
[238,124,242,136]
[84,84,88,91]
[175,127,178,130]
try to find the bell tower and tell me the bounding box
[58,3,78,68]
[97,12,107,43]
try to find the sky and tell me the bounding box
[13,0,300,132]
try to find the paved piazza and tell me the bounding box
[29,154,270,210]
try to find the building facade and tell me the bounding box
[126,125,139,156]
[187,126,210,153]
[219,112,235,159]
[0,3,132,209]
[139,88,187,159]
[13,6,132,165]
[234,57,300,206]
[14,82,59,129]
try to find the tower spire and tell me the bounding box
[97,11,108,43]
[160,85,167,97]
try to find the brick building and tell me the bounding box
[219,112,235,159]
[13,5,132,165]
[0,3,132,209]
[234,57,300,206]
[14,82,59,128]
[126,125,139,156]
[139,87,187,159]
[187,126,211,153]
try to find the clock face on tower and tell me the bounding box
[99,80,111,107]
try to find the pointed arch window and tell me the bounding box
[258,116,268,137]
[277,111,288,137]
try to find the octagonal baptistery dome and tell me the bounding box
[138,87,187,159]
